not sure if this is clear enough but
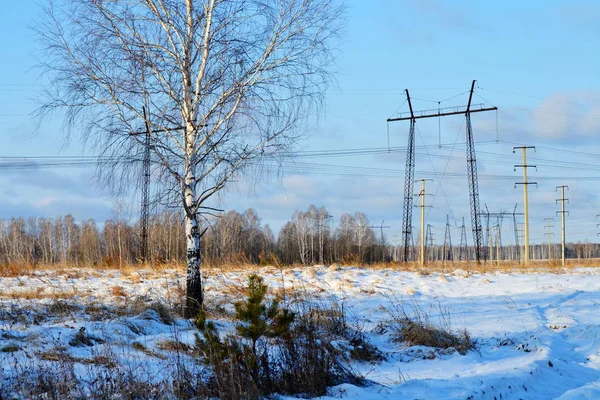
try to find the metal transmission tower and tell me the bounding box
[426,224,435,262]
[134,108,186,262]
[465,80,484,262]
[556,185,569,267]
[481,204,523,262]
[387,80,497,263]
[443,215,453,263]
[369,220,391,245]
[395,91,416,263]
[459,217,468,261]
[369,220,391,261]
[140,107,152,262]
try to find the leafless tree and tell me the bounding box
[37,0,343,316]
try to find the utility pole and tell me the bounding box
[392,234,400,262]
[514,146,537,265]
[483,204,491,262]
[544,218,554,260]
[415,179,432,267]
[512,204,520,260]
[495,224,501,267]
[387,80,497,263]
[410,225,415,262]
[487,206,493,265]
[556,185,569,267]
[596,216,600,254]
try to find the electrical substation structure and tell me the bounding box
[387,80,497,263]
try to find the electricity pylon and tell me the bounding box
[481,204,523,263]
[459,217,468,261]
[387,80,497,263]
[140,107,152,263]
[443,215,453,264]
[426,224,435,262]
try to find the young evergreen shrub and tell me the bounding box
[233,274,295,353]
[194,274,364,399]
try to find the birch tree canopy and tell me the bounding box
[37,0,344,317]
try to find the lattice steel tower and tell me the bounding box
[140,107,151,262]
[387,80,496,263]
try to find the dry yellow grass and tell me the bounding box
[356,259,600,274]
[2,287,79,300]
[110,286,127,297]
[1,258,599,281]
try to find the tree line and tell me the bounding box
[0,205,598,267]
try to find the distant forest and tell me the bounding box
[0,206,597,266]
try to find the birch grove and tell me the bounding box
[0,208,596,268]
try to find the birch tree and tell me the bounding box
[37,0,343,316]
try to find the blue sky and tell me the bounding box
[2,0,600,246]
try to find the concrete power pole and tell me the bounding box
[556,185,569,267]
[544,218,554,260]
[415,179,432,267]
[514,146,537,265]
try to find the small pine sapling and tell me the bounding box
[234,274,295,354]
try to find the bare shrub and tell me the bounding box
[148,301,174,325]
[110,285,127,297]
[157,340,192,353]
[68,327,104,347]
[295,300,384,362]
[386,296,472,355]
[1,344,21,353]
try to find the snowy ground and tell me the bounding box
[3,265,600,399]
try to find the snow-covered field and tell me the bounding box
[3,265,600,399]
